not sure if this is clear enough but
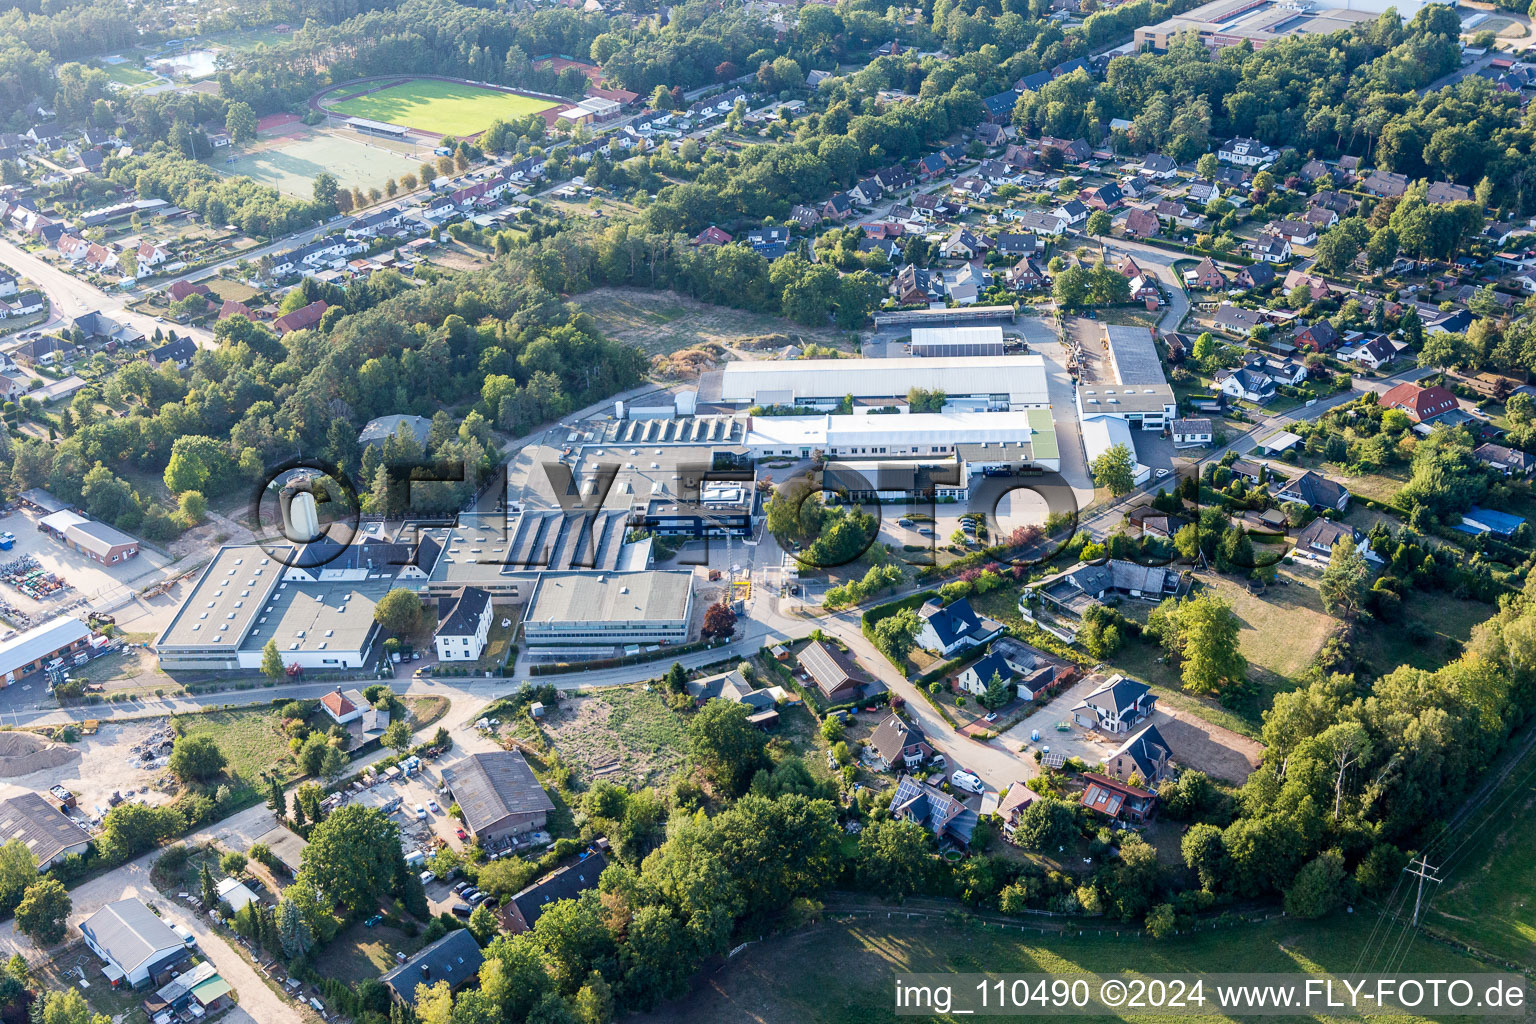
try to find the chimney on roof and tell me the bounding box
[420,964,430,978]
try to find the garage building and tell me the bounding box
[0,792,92,869]
[0,615,93,685]
[80,898,192,988]
[38,509,139,564]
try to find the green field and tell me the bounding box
[214,129,423,197]
[95,60,156,87]
[631,911,1493,1024]
[328,78,557,136]
[170,707,293,785]
[1425,734,1536,965]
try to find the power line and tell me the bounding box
[1404,854,1441,927]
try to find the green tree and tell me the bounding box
[294,804,409,915]
[16,877,71,947]
[468,901,500,943]
[1149,593,1247,693]
[856,819,931,899]
[162,435,230,494]
[1013,798,1078,851]
[688,700,768,797]
[312,172,340,210]
[374,588,426,635]
[1091,442,1136,497]
[1319,537,1371,620]
[220,851,248,876]
[225,101,258,145]
[261,639,284,681]
[1145,902,1176,938]
[572,971,614,1024]
[169,734,227,784]
[1085,209,1113,236]
[381,720,412,753]
[870,608,920,662]
[36,989,100,1024]
[0,840,36,916]
[1284,850,1348,918]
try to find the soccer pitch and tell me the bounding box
[328,79,558,136]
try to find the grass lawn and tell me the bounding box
[1426,732,1536,965]
[329,918,430,983]
[205,278,259,302]
[469,611,517,672]
[1353,591,1494,675]
[629,912,1488,1024]
[328,79,557,136]
[404,695,451,730]
[171,707,295,786]
[94,61,156,87]
[580,287,849,357]
[213,129,422,197]
[34,943,148,1019]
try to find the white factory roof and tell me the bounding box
[746,410,1055,449]
[1080,414,1151,485]
[909,325,1005,349]
[720,355,1049,404]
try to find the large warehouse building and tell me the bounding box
[718,356,1050,410]
[521,570,694,648]
[1132,0,1443,51]
[1076,326,1176,432]
[746,409,1060,471]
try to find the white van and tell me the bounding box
[951,769,984,794]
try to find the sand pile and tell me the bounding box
[0,731,81,777]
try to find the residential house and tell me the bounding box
[80,899,192,988]
[382,931,482,1007]
[1138,153,1178,179]
[1360,169,1410,198]
[1213,303,1266,334]
[1072,675,1157,734]
[891,263,945,305]
[1474,442,1536,476]
[1081,772,1157,823]
[434,586,493,662]
[1014,210,1067,236]
[1309,189,1354,216]
[1123,207,1160,238]
[1185,180,1219,204]
[1304,207,1339,231]
[956,636,1072,701]
[1217,137,1274,166]
[1052,198,1089,225]
[950,175,991,199]
[692,225,732,246]
[992,231,1037,256]
[1040,137,1090,163]
[1293,519,1374,564]
[320,687,366,724]
[1001,143,1037,171]
[788,204,821,230]
[915,597,1003,656]
[345,207,406,238]
[1191,256,1225,289]
[874,166,914,192]
[135,242,169,275]
[1228,458,1265,483]
[1082,182,1123,210]
[272,300,328,335]
[1235,263,1275,290]
[890,773,979,846]
[940,227,989,259]
[1127,274,1159,303]
[1274,469,1351,512]
[1004,255,1048,291]
[687,669,776,712]
[167,280,210,304]
[917,153,949,179]
[1249,234,1292,263]
[868,712,933,772]
[503,849,610,934]
[1381,382,1459,423]
[147,338,197,371]
[947,261,989,305]
[1216,366,1277,404]
[849,178,883,205]
[1163,331,1190,363]
[1294,320,1341,353]
[219,299,254,321]
[1283,269,1332,301]
[798,639,865,703]
[1352,334,1398,370]
[1153,200,1205,230]
[1268,219,1317,245]
[1425,180,1472,204]
[1171,417,1213,448]
[982,88,1022,123]
[56,234,90,262]
[1106,724,1174,786]
[997,783,1039,844]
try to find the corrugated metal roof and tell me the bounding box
[720,355,1049,404]
[442,751,554,834]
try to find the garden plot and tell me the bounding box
[540,686,687,788]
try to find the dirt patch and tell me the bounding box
[578,288,853,360]
[0,731,80,777]
[0,719,177,814]
[540,687,687,788]
[1152,708,1262,784]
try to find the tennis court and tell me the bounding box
[326,78,558,136]
[214,128,424,197]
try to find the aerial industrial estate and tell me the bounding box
[0,0,1533,1017]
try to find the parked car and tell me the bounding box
[467,891,489,906]
[984,712,998,722]
[428,799,440,813]
[414,804,426,820]
[419,870,436,885]
[453,881,471,895]
[451,903,473,919]
[455,828,469,841]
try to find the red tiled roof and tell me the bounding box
[1381,382,1458,422]
[272,300,328,335]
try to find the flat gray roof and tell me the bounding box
[1103,325,1166,386]
[235,574,390,656]
[524,570,693,626]
[155,546,287,651]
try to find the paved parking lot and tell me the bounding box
[0,509,170,626]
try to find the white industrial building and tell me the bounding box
[719,356,1050,410]
[1075,326,1176,431]
[1081,415,1152,486]
[746,409,1060,471]
[522,570,695,648]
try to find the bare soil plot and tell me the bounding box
[1148,707,1262,784]
[541,685,687,788]
[0,719,177,814]
[577,287,851,360]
